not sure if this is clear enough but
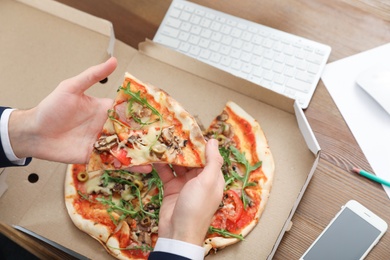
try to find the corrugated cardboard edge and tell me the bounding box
[17,0,115,56]
[138,39,295,113]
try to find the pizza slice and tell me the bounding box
[202,101,275,254]
[87,73,206,172]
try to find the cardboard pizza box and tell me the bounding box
[0,0,320,259]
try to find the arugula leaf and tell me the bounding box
[219,146,232,166]
[127,99,159,126]
[101,172,161,220]
[121,83,162,125]
[77,190,94,203]
[208,226,244,240]
[229,145,262,208]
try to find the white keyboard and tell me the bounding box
[154,0,331,108]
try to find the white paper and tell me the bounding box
[321,43,390,198]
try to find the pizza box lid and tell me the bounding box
[0,0,320,259]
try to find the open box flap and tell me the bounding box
[18,0,116,56]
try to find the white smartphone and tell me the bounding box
[300,200,388,260]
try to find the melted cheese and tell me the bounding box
[86,175,115,195]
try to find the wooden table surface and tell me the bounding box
[55,0,390,259]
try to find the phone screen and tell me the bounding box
[302,207,381,260]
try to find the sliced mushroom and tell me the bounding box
[127,134,146,149]
[131,102,152,119]
[217,111,229,121]
[160,126,174,145]
[94,135,118,152]
[222,123,233,137]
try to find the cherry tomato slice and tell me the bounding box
[223,190,243,222]
[111,148,131,166]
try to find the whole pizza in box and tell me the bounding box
[64,73,274,259]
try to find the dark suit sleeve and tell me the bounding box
[148,251,191,260]
[0,106,32,168]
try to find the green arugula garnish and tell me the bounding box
[96,196,139,225]
[98,171,160,223]
[147,168,164,209]
[229,146,262,209]
[208,226,244,240]
[77,190,94,203]
[121,83,162,126]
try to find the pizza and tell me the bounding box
[202,101,274,254]
[65,74,274,259]
[87,72,206,172]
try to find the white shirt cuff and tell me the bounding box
[153,237,205,260]
[0,108,26,165]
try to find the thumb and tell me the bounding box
[61,57,118,94]
[198,139,224,190]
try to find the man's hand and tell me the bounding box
[9,58,120,164]
[154,139,224,246]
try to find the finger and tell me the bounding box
[153,163,176,184]
[171,165,190,176]
[198,139,224,187]
[62,57,118,94]
[124,165,152,174]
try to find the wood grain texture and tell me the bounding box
[54,0,390,259]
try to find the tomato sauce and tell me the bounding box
[72,164,116,232]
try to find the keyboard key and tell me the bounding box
[180,22,191,31]
[220,56,232,66]
[190,25,202,35]
[179,42,190,52]
[231,28,242,38]
[170,8,181,18]
[209,42,221,52]
[200,18,211,27]
[178,31,189,41]
[166,17,181,28]
[161,26,179,38]
[295,70,315,83]
[210,21,222,31]
[189,45,200,56]
[180,11,191,21]
[199,38,210,48]
[200,28,212,38]
[210,52,222,63]
[199,49,211,59]
[155,34,180,48]
[286,78,311,93]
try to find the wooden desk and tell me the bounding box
[55,0,390,258]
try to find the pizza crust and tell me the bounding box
[64,165,114,243]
